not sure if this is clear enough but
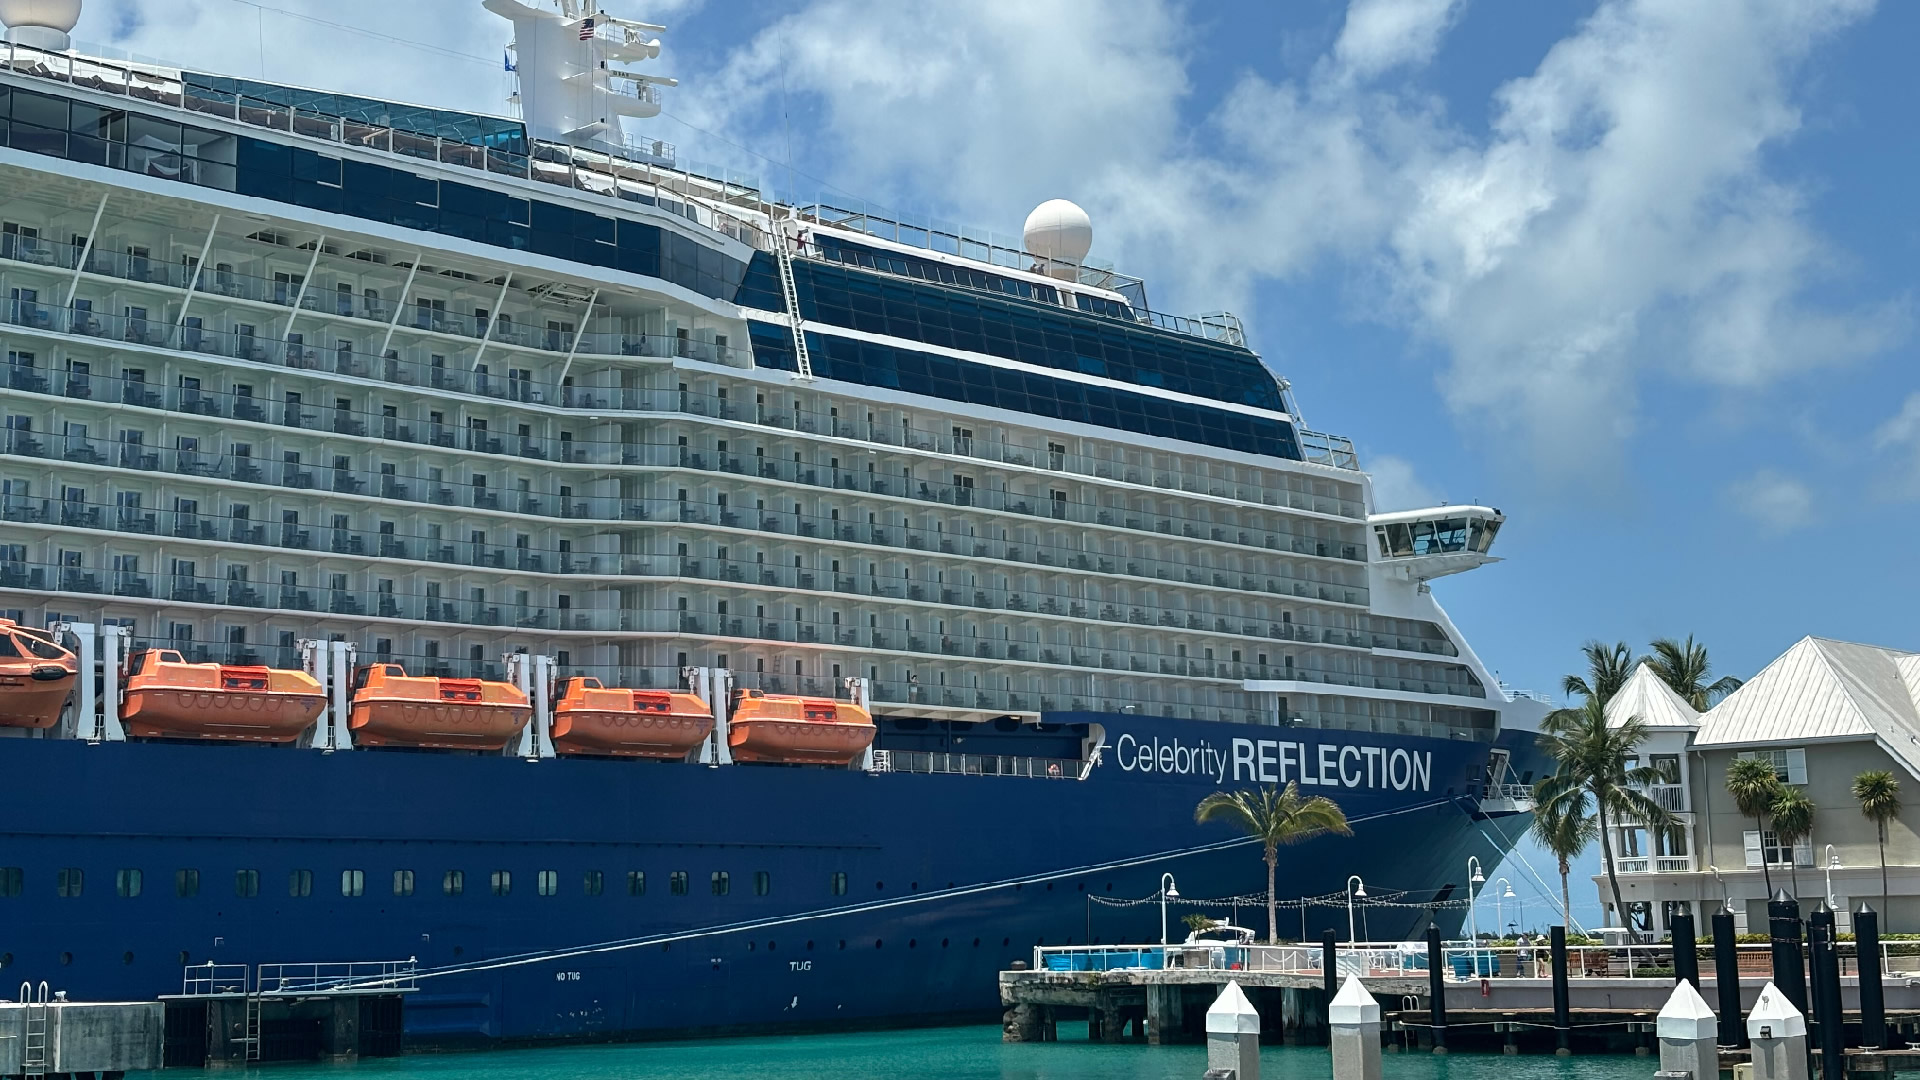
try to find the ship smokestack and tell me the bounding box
[0,0,81,50]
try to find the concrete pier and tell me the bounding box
[0,998,164,1076]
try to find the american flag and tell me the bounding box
[579,18,596,41]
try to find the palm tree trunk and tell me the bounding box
[1756,814,1773,895]
[1597,797,1632,937]
[1265,847,1278,945]
[1882,827,1892,933]
[1559,856,1573,928]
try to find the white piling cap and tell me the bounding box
[1746,981,1807,1040]
[1655,979,1717,1041]
[1328,975,1381,1027]
[1207,980,1262,1035]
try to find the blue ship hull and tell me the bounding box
[0,713,1533,1046]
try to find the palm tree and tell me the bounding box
[1536,695,1673,936]
[1563,641,1638,705]
[1646,635,1744,710]
[1727,758,1785,895]
[1529,782,1598,928]
[1770,787,1815,898]
[1853,770,1901,926]
[1195,783,1352,944]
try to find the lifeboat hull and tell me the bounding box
[0,671,75,729]
[728,719,876,765]
[349,700,532,751]
[552,708,712,758]
[123,690,325,742]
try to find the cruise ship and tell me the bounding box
[0,0,1547,1051]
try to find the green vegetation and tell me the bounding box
[1854,770,1902,929]
[1727,757,1785,895]
[1645,635,1745,709]
[1194,783,1351,945]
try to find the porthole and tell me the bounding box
[875,881,884,891]
[59,952,72,965]
[1001,937,1010,947]
[838,940,846,950]
[767,941,776,952]
[805,940,815,951]
[874,939,883,949]
[972,938,980,948]
[908,939,917,949]
[122,951,134,965]
[747,941,755,952]
[0,952,11,968]
[1045,882,1054,891]
[178,951,190,965]
[910,882,918,892]
[941,938,949,948]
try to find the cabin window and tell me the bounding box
[288,870,312,898]
[830,872,848,897]
[442,870,464,896]
[491,870,512,896]
[234,870,259,897]
[116,869,141,898]
[175,870,199,898]
[0,868,20,898]
[669,871,688,896]
[627,871,645,896]
[340,870,365,898]
[392,870,414,897]
[754,871,771,896]
[56,868,82,898]
[583,870,604,897]
[711,871,730,896]
[20,635,67,660]
[537,870,558,897]
[0,635,18,657]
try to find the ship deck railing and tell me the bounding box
[171,960,418,999]
[871,749,1090,780]
[1032,940,1920,981]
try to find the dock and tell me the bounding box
[159,961,414,1067]
[0,989,164,1078]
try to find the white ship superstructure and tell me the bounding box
[0,0,1525,745]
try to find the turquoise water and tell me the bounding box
[137,1025,1652,1079]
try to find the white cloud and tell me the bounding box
[1725,468,1814,532]
[1365,454,1439,512]
[1333,0,1467,81]
[1871,392,1920,498]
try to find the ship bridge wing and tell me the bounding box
[1368,505,1503,583]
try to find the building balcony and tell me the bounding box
[1615,855,1695,875]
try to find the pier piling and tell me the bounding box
[1856,903,1889,1051]
[1424,924,1448,1055]
[1771,890,1811,1017]
[1750,981,1811,1080]
[1549,925,1571,1056]
[1328,976,1382,1080]
[1322,930,1339,998]
[1206,982,1261,1080]
[1713,905,1747,1048]
[1670,908,1700,990]
[1655,978,1719,1080]
[1809,902,1845,1080]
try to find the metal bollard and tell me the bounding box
[1670,908,1700,989]
[1656,977,1720,1080]
[1424,924,1447,1054]
[1550,925,1572,1055]
[1713,905,1747,1048]
[1808,902,1844,1080]
[1206,981,1260,1080]
[1769,889,1810,1016]
[1322,929,1339,1001]
[1329,976,1381,1080]
[1748,981,1811,1080]
[1856,902,1889,1050]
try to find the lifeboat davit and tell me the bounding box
[551,677,713,758]
[727,690,875,765]
[0,620,78,730]
[348,664,531,750]
[122,649,325,742]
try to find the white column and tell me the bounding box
[1747,981,1809,1080]
[328,641,355,750]
[1329,976,1382,1080]
[57,623,96,740]
[507,653,536,758]
[299,639,332,749]
[98,624,126,741]
[531,654,556,758]
[1205,981,1260,1080]
[847,675,874,770]
[1656,978,1719,1080]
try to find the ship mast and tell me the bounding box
[483,0,678,157]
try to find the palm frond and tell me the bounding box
[1853,770,1902,823]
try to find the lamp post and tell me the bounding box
[1160,873,1179,947]
[1824,845,1842,910]
[1347,875,1367,943]
[1467,857,1485,970]
[1495,877,1515,940]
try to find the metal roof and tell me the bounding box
[1692,638,1920,775]
[1605,663,1701,730]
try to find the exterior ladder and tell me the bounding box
[22,984,49,1078]
[242,992,263,1061]
[773,227,813,381]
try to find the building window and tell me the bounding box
[393,870,415,897]
[116,869,142,898]
[56,868,83,898]
[175,870,199,898]
[1739,749,1807,785]
[830,872,848,897]
[443,870,464,897]
[669,871,688,895]
[0,868,21,898]
[1744,830,1814,868]
[340,870,365,897]
[235,869,259,898]
[583,870,604,897]
[537,870,558,897]
[491,870,512,896]
[754,871,771,897]
[712,871,730,896]
[627,871,646,896]
[288,870,313,897]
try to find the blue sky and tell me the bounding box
[79,0,1920,931]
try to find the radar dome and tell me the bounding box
[0,0,82,49]
[1022,199,1092,279]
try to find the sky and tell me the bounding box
[67,0,1920,932]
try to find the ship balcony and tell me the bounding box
[1369,506,1503,582]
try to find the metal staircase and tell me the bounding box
[773,223,813,381]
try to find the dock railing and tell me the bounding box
[179,963,251,996]
[1030,940,1920,980]
[174,959,417,997]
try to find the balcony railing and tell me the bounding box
[1615,855,1694,875]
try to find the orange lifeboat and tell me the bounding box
[551,677,713,758]
[727,690,875,765]
[122,649,325,743]
[348,663,530,750]
[0,620,78,730]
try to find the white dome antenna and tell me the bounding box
[0,0,81,50]
[1023,199,1092,281]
